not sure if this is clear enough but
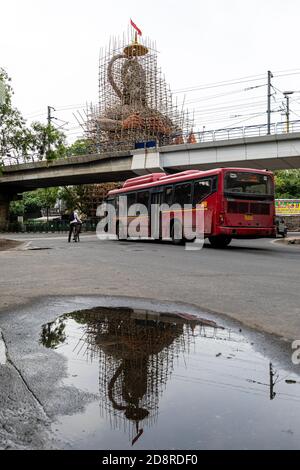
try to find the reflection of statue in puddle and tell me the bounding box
[93,309,190,445]
[40,307,217,445]
[67,307,203,445]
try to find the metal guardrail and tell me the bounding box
[2,120,300,168]
[0,219,99,233]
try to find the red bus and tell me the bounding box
[106,167,276,247]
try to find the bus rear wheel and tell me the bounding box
[209,235,232,248]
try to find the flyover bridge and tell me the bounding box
[1,121,300,226]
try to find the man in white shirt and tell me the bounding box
[68,209,82,242]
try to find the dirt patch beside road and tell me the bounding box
[0,239,22,251]
[275,237,300,246]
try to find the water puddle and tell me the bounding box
[40,307,300,450]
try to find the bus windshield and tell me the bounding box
[224,171,273,197]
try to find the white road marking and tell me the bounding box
[0,331,7,365]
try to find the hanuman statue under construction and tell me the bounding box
[86,23,193,153]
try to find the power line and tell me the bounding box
[174,76,267,94]
[226,111,267,128]
[174,68,300,94]
[191,100,267,117]
[274,71,300,79]
[289,109,300,120]
[181,85,267,106]
[183,93,267,109]
[24,103,87,118]
[55,104,87,112]
[24,111,46,120]
[273,67,300,74]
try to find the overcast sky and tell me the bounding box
[1,0,300,141]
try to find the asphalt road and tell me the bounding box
[0,232,299,341]
[1,232,300,449]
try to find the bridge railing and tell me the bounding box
[1,153,43,168]
[193,120,300,143]
[2,120,300,167]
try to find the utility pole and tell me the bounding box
[47,106,55,152]
[283,91,294,133]
[267,70,273,135]
[286,94,290,133]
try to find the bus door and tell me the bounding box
[193,178,214,236]
[135,191,150,238]
[151,190,164,239]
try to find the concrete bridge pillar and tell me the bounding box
[0,193,10,230]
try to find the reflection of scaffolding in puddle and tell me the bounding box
[40,307,224,444]
[70,308,216,444]
[196,325,247,344]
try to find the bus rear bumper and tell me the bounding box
[216,226,276,238]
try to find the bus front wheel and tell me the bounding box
[209,235,232,248]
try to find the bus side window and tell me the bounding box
[137,191,150,209]
[126,193,136,210]
[174,183,192,206]
[212,176,218,192]
[193,179,212,205]
[164,186,173,205]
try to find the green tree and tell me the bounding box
[36,187,60,220]
[59,138,112,215]
[0,68,29,165]
[9,199,24,217]
[58,185,90,214]
[1,68,67,166]
[66,138,91,157]
[58,183,120,217]
[275,170,300,199]
[30,121,67,162]
[10,187,60,220]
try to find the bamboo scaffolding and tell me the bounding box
[85,29,193,154]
